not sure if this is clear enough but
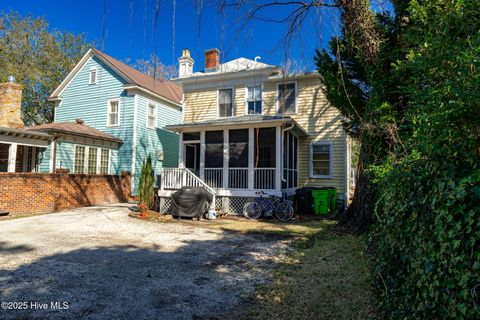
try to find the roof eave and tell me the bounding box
[27,127,123,144]
[123,85,182,108]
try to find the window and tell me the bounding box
[310,142,332,178]
[87,148,98,174]
[108,100,119,126]
[277,82,296,114]
[89,69,97,84]
[147,104,156,128]
[99,149,110,174]
[74,146,86,173]
[247,86,262,114]
[218,88,233,117]
[74,146,111,174]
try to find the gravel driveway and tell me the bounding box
[0,205,289,319]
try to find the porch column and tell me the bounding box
[223,129,229,189]
[248,127,254,190]
[275,126,282,190]
[7,143,17,172]
[199,131,205,180]
[178,132,184,168]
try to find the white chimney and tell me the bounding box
[178,49,194,78]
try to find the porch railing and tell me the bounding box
[161,168,216,210]
[204,168,223,189]
[254,168,276,190]
[228,168,248,189]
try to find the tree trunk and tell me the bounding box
[336,142,376,234]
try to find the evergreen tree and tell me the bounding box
[138,155,155,209]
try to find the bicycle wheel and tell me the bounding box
[275,202,294,221]
[243,202,262,220]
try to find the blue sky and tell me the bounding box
[3,0,343,71]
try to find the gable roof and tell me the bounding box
[49,48,182,105]
[26,122,123,143]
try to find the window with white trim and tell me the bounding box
[74,146,86,173]
[247,85,262,114]
[108,100,119,126]
[99,149,110,174]
[277,82,296,114]
[147,103,156,128]
[218,88,233,117]
[89,69,97,84]
[87,148,97,174]
[74,146,111,174]
[310,142,332,178]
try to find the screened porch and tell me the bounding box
[162,117,305,197]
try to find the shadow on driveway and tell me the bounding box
[0,231,288,320]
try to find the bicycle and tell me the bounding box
[243,191,294,221]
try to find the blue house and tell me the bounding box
[23,48,183,194]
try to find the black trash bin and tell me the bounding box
[295,188,314,215]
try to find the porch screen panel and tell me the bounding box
[229,129,248,189]
[205,131,223,168]
[254,127,276,189]
[229,129,249,167]
[205,131,223,188]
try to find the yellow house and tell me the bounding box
[158,48,352,214]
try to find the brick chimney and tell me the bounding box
[178,49,194,78]
[0,77,24,128]
[204,48,220,71]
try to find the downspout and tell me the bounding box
[281,122,295,184]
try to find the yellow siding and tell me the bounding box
[183,89,217,122]
[182,76,347,196]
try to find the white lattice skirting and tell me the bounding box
[158,196,252,215]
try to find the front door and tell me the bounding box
[184,143,200,176]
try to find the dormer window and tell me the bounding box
[218,88,233,118]
[277,82,296,114]
[246,85,262,114]
[89,69,97,84]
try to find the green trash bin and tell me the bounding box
[312,189,330,215]
[328,188,336,212]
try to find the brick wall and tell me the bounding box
[0,172,131,215]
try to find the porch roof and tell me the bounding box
[166,115,308,136]
[0,127,52,141]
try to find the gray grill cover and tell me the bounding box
[170,186,213,218]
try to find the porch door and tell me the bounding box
[184,143,200,176]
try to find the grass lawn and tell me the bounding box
[236,226,377,320]
[131,212,376,319]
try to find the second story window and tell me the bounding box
[218,88,233,117]
[107,99,119,127]
[247,85,262,114]
[147,104,157,128]
[277,82,296,114]
[89,69,97,84]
